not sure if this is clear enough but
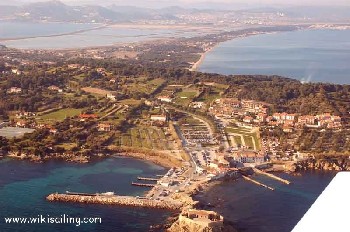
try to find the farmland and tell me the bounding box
[113,126,175,151]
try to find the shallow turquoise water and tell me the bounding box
[0,157,169,232]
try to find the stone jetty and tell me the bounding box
[46,193,182,210]
[253,168,291,184]
[242,175,275,191]
[137,176,160,181]
[131,182,155,187]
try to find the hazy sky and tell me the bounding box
[2,0,350,8]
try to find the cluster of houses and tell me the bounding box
[14,120,58,134]
[7,85,64,95]
[230,150,265,164]
[265,112,342,131]
[97,123,114,132]
[209,98,268,118]
[15,111,36,119]
[210,98,342,131]
[189,101,206,109]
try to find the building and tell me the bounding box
[316,114,342,129]
[190,102,205,109]
[11,69,22,75]
[150,115,167,122]
[49,128,58,134]
[16,120,27,128]
[179,209,224,228]
[106,93,118,101]
[243,116,253,124]
[233,151,265,163]
[298,115,316,126]
[272,113,296,123]
[241,100,267,114]
[215,98,241,108]
[16,112,36,119]
[7,87,22,94]
[109,78,117,83]
[256,113,267,123]
[97,123,113,132]
[157,96,173,103]
[68,64,81,69]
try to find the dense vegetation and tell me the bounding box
[1,53,349,159]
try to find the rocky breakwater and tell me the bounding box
[46,193,183,210]
[295,156,350,171]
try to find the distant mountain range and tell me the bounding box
[0,0,349,23]
[0,0,182,23]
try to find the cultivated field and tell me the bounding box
[114,126,174,150]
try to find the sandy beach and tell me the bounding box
[189,46,217,72]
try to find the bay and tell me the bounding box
[198,29,350,84]
[196,171,336,232]
[0,157,169,232]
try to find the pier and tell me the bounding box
[47,193,182,210]
[253,168,291,185]
[131,182,155,187]
[242,175,275,191]
[137,177,159,181]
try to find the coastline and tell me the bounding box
[3,146,182,168]
[188,24,350,73]
[189,31,288,72]
[189,46,216,72]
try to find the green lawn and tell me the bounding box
[226,127,252,134]
[177,91,198,98]
[234,136,243,146]
[244,135,255,149]
[39,108,85,122]
[226,126,261,150]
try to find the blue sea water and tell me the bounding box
[0,157,169,232]
[0,156,337,232]
[198,29,350,84]
[196,171,336,232]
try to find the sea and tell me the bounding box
[0,22,203,49]
[198,29,350,84]
[195,171,336,232]
[0,156,336,232]
[0,157,170,232]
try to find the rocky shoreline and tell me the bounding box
[3,146,182,168]
[295,156,350,171]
